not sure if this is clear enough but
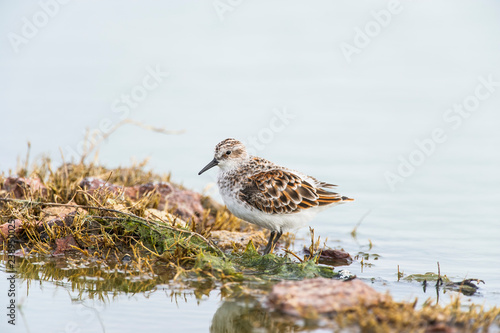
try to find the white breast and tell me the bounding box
[219,188,333,232]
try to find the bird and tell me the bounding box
[198,138,353,255]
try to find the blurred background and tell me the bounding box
[1,0,500,307]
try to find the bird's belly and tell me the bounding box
[220,192,321,232]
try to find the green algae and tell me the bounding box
[404,272,449,283]
[189,242,338,283]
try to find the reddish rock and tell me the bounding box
[79,177,122,196]
[80,178,206,222]
[53,235,79,255]
[166,187,205,222]
[320,249,351,260]
[304,247,353,266]
[37,207,80,231]
[267,277,387,317]
[127,182,174,210]
[40,206,76,222]
[0,219,23,242]
[134,182,174,199]
[126,182,204,221]
[1,177,48,199]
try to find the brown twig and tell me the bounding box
[79,119,185,163]
[283,249,303,263]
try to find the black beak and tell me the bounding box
[198,158,219,175]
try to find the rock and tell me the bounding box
[53,235,79,255]
[1,177,48,199]
[210,230,267,250]
[131,182,174,203]
[144,208,187,228]
[40,206,77,222]
[267,277,387,317]
[127,182,174,212]
[304,247,353,266]
[131,182,205,222]
[0,219,23,242]
[166,187,205,222]
[79,178,205,222]
[37,207,81,231]
[320,249,351,260]
[79,177,122,196]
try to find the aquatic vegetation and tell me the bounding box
[403,269,484,297]
[188,241,340,283]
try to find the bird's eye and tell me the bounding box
[226,151,231,155]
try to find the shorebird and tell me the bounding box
[198,138,353,255]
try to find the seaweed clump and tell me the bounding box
[0,158,230,276]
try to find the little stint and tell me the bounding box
[198,138,353,255]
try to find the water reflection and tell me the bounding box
[211,297,308,333]
[10,255,168,301]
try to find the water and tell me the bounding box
[1,1,500,331]
[0,270,218,332]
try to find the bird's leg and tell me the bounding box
[263,231,276,255]
[271,230,283,253]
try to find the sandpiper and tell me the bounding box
[198,138,353,255]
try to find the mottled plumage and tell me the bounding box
[198,138,353,254]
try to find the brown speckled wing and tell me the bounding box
[239,169,347,214]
